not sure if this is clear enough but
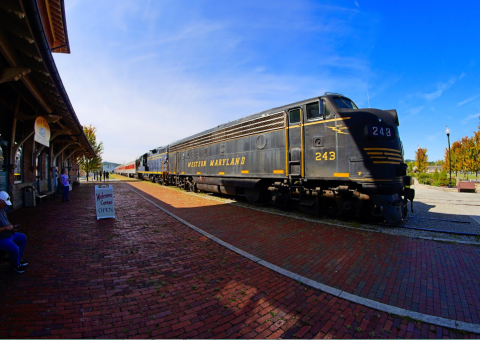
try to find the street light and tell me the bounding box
[446,126,451,188]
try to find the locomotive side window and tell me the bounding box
[306,102,321,120]
[323,101,332,118]
[289,109,301,124]
[332,97,358,109]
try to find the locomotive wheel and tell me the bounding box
[315,194,327,216]
[245,188,261,203]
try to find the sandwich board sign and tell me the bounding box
[95,185,115,220]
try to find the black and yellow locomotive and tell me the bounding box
[137,145,169,183]
[119,93,414,224]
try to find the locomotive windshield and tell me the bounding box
[333,97,358,109]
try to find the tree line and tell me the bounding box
[443,117,480,179]
[414,117,480,180]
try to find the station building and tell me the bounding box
[0,0,95,208]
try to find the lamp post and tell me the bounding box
[446,126,451,188]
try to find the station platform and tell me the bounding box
[0,178,479,338]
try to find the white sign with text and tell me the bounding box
[95,185,115,220]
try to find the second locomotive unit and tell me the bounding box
[115,93,414,224]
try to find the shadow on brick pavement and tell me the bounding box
[0,181,478,339]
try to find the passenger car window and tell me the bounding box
[306,102,321,120]
[289,109,301,124]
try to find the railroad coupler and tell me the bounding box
[404,187,415,201]
[371,194,404,225]
[402,176,415,212]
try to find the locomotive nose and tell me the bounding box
[372,194,405,224]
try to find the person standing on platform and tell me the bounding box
[52,166,58,194]
[93,171,96,181]
[60,169,70,202]
[0,191,28,273]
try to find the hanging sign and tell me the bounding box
[95,185,115,220]
[33,116,51,147]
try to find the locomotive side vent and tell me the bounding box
[256,135,267,149]
[170,112,285,153]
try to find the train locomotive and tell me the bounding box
[115,93,414,224]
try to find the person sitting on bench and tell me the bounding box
[0,191,28,273]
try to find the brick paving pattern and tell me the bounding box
[0,179,478,338]
[126,179,480,325]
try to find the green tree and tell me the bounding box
[77,124,104,181]
[406,160,415,174]
[415,147,428,173]
[432,168,439,182]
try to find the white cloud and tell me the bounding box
[421,79,456,101]
[405,106,423,116]
[457,92,480,107]
[419,73,465,101]
[462,113,480,124]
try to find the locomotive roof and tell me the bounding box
[170,94,349,147]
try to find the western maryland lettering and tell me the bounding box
[188,160,207,168]
[210,157,245,167]
[188,157,246,168]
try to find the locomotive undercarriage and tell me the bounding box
[164,175,413,225]
[267,180,407,224]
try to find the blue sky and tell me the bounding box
[53,0,480,164]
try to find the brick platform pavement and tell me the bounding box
[0,181,478,339]
[124,179,480,326]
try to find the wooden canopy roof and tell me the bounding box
[37,0,70,54]
[0,0,95,157]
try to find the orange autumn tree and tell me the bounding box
[472,118,480,179]
[460,136,475,179]
[415,147,428,173]
[443,147,451,173]
[450,141,462,176]
[443,117,480,179]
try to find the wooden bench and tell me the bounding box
[36,190,54,203]
[458,181,477,193]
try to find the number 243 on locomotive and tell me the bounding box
[164,93,414,224]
